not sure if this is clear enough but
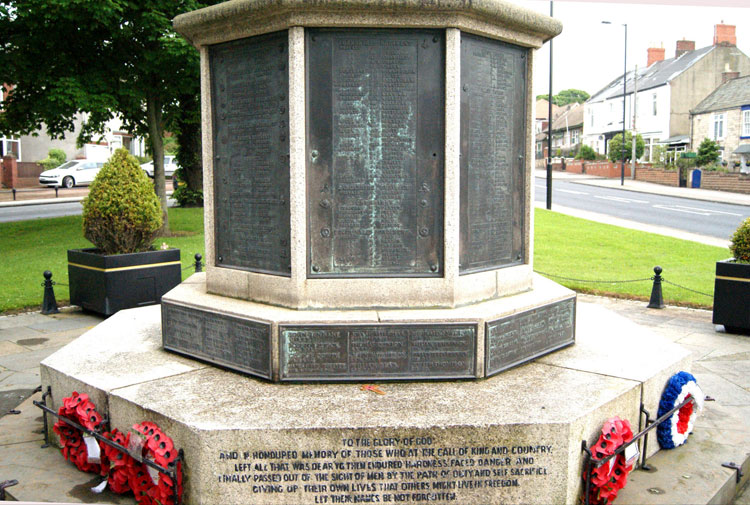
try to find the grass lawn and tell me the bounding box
[0,208,205,313]
[0,207,728,313]
[534,209,729,308]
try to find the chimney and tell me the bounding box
[647,47,665,67]
[675,39,695,58]
[714,24,736,46]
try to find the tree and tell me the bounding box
[536,89,590,106]
[576,144,597,161]
[607,131,645,163]
[696,138,721,167]
[0,0,213,232]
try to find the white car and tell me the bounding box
[141,155,179,178]
[38,160,105,188]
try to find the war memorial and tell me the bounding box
[39,1,692,503]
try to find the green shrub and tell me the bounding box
[696,138,720,167]
[576,144,597,161]
[82,148,162,255]
[39,148,66,170]
[730,217,750,263]
[172,169,204,207]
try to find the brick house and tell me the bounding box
[691,75,750,172]
[583,24,750,163]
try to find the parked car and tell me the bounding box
[141,155,179,178]
[38,160,105,188]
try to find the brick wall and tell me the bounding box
[1,155,17,188]
[584,161,632,178]
[701,171,750,194]
[635,167,680,186]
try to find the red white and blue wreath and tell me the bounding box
[657,371,704,450]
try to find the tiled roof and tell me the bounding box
[589,45,715,102]
[691,75,750,114]
[550,103,584,132]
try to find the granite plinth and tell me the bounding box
[41,298,691,504]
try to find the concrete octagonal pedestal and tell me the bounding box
[40,298,692,504]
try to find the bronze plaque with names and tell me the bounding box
[485,297,576,377]
[307,29,445,277]
[162,302,272,380]
[211,32,291,276]
[460,34,528,273]
[279,323,476,381]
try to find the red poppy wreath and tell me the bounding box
[102,428,135,494]
[53,391,107,475]
[128,421,183,505]
[583,416,635,505]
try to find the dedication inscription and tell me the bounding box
[211,32,291,275]
[279,324,476,381]
[485,297,576,377]
[214,435,557,504]
[162,302,272,379]
[459,34,527,273]
[307,29,444,277]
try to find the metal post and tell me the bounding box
[546,0,553,210]
[631,64,638,180]
[621,23,627,186]
[41,271,59,315]
[12,188,16,201]
[194,253,203,273]
[648,266,665,309]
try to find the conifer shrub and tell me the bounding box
[730,217,750,263]
[82,148,162,255]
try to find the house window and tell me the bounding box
[652,93,657,116]
[572,130,580,144]
[1,137,20,159]
[713,113,725,140]
[742,108,750,138]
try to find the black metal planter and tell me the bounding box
[68,248,182,316]
[712,259,750,335]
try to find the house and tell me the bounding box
[534,98,559,160]
[583,24,750,163]
[549,103,584,158]
[691,75,750,172]
[0,85,145,164]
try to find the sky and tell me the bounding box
[507,1,750,99]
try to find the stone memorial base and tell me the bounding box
[40,285,691,505]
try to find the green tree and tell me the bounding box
[0,0,214,231]
[696,138,721,167]
[39,148,67,170]
[536,89,590,106]
[608,131,645,163]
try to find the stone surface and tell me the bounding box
[39,299,693,504]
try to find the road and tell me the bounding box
[0,201,84,223]
[535,178,750,240]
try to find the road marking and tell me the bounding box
[594,195,649,204]
[559,189,589,195]
[652,204,743,216]
[652,204,709,215]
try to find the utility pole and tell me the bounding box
[546,0,553,210]
[631,65,637,179]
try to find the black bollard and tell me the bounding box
[41,270,59,314]
[647,266,665,309]
[194,253,203,273]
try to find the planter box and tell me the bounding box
[712,259,750,334]
[68,248,182,316]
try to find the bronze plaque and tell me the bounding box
[279,323,476,381]
[460,34,527,273]
[211,32,291,275]
[485,297,576,377]
[162,302,272,379]
[307,29,445,277]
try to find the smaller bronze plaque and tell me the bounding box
[162,302,272,379]
[485,297,576,377]
[279,323,476,381]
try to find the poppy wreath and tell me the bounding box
[657,371,704,450]
[583,416,634,505]
[52,391,107,475]
[128,421,183,505]
[102,428,134,494]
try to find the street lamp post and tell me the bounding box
[602,21,627,186]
